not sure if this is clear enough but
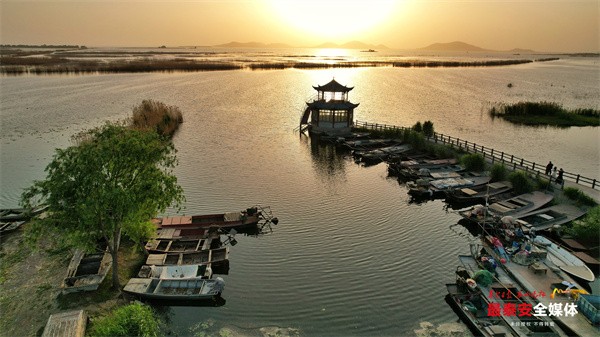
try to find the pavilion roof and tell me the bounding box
[313,79,353,93]
[306,100,359,110]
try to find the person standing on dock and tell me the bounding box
[551,167,557,183]
[545,161,553,175]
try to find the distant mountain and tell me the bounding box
[418,41,539,53]
[214,41,293,48]
[314,41,389,50]
[419,41,489,52]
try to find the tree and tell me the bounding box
[22,123,184,289]
[422,120,434,138]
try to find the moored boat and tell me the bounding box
[0,205,48,222]
[445,282,517,337]
[137,264,213,280]
[146,247,229,266]
[459,191,554,223]
[514,204,586,231]
[408,172,490,199]
[445,181,513,207]
[532,235,595,282]
[62,249,112,294]
[123,277,224,301]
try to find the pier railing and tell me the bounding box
[354,120,599,191]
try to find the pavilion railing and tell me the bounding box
[354,120,599,191]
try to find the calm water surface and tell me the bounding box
[1,57,599,336]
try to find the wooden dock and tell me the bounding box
[42,310,87,337]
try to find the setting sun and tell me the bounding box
[267,0,397,41]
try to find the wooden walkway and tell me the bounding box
[354,120,600,193]
[42,310,87,337]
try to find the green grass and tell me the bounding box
[489,101,600,127]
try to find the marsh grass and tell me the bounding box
[489,101,600,127]
[1,55,559,75]
[131,100,183,137]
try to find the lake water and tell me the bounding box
[1,51,599,336]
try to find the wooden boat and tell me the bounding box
[408,172,490,199]
[0,220,26,234]
[342,138,396,150]
[137,264,213,279]
[146,247,229,266]
[123,277,224,301]
[458,255,569,336]
[153,207,263,230]
[532,236,595,282]
[354,144,411,165]
[459,191,554,223]
[389,157,459,177]
[445,181,513,207]
[145,237,219,254]
[62,249,112,294]
[0,205,48,222]
[445,283,517,337]
[514,204,586,231]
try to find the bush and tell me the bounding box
[422,121,434,138]
[490,164,508,182]
[508,171,534,195]
[412,121,422,133]
[88,302,161,337]
[563,187,598,207]
[461,153,486,172]
[566,206,600,243]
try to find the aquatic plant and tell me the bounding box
[131,99,183,137]
[460,153,486,172]
[489,101,600,127]
[87,302,162,337]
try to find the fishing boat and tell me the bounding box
[354,144,411,165]
[459,191,554,223]
[477,238,599,337]
[123,277,225,301]
[408,172,490,199]
[145,237,219,254]
[61,249,112,294]
[514,204,586,231]
[153,206,277,232]
[532,236,595,282]
[445,283,517,337]
[137,264,213,279]
[0,205,48,222]
[457,255,569,336]
[445,181,513,207]
[146,247,229,266]
[0,220,26,234]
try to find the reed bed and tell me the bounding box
[0,56,559,75]
[131,100,183,138]
[489,101,600,127]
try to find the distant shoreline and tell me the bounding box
[0,56,560,75]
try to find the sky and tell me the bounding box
[0,0,598,52]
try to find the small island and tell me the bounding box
[489,101,600,127]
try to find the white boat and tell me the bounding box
[137,264,213,279]
[123,277,224,301]
[533,236,595,282]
